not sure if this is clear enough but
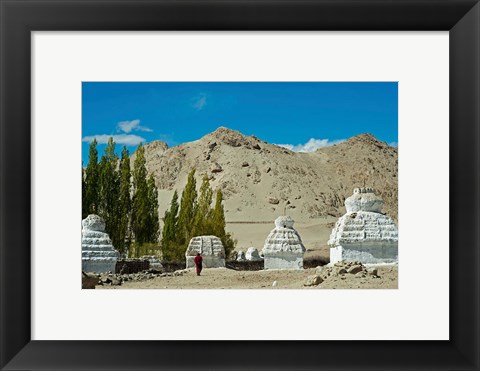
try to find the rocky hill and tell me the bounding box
[137,127,398,225]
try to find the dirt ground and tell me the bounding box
[99,265,398,290]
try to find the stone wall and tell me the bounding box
[226,260,264,271]
[115,259,149,274]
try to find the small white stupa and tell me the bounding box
[82,214,119,273]
[328,188,398,264]
[185,235,226,268]
[262,216,306,269]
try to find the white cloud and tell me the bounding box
[117,119,152,133]
[276,138,345,152]
[82,134,146,146]
[389,141,398,147]
[192,93,207,110]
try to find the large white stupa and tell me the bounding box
[328,188,398,264]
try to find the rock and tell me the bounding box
[236,251,246,262]
[210,162,223,173]
[268,197,280,205]
[82,214,119,273]
[338,268,347,275]
[272,281,278,287]
[110,277,122,286]
[185,235,226,268]
[253,144,261,150]
[368,268,378,276]
[347,265,363,274]
[242,161,249,167]
[82,272,99,289]
[208,142,217,150]
[245,247,262,261]
[304,275,323,286]
[262,216,306,270]
[265,167,271,173]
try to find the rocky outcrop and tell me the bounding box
[185,235,226,268]
[328,188,398,264]
[262,216,306,269]
[82,214,119,273]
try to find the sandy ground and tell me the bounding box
[99,266,398,290]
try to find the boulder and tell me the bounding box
[210,162,223,173]
[82,272,99,289]
[304,275,323,286]
[347,265,363,274]
[268,197,280,205]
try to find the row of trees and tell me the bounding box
[82,138,159,257]
[162,169,236,261]
[82,139,235,260]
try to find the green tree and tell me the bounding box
[176,169,198,254]
[162,190,180,260]
[147,174,160,243]
[82,165,88,219]
[98,137,121,250]
[192,174,214,236]
[131,143,150,256]
[211,189,226,239]
[118,146,132,256]
[211,189,236,259]
[84,139,99,214]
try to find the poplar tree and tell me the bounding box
[211,189,226,240]
[192,174,213,236]
[176,169,197,250]
[131,143,150,255]
[211,189,235,259]
[118,146,132,256]
[147,174,160,243]
[84,139,99,214]
[98,137,121,250]
[82,165,88,219]
[162,190,179,260]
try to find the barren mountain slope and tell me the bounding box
[134,127,397,252]
[139,127,397,218]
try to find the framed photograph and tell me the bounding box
[1,0,479,370]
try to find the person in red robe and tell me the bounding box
[194,253,203,276]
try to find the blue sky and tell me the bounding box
[82,82,397,164]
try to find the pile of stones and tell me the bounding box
[303,261,379,287]
[82,268,192,288]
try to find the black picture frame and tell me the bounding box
[1,1,479,370]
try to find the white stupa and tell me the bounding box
[82,214,119,273]
[185,235,226,268]
[328,188,398,264]
[262,216,306,269]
